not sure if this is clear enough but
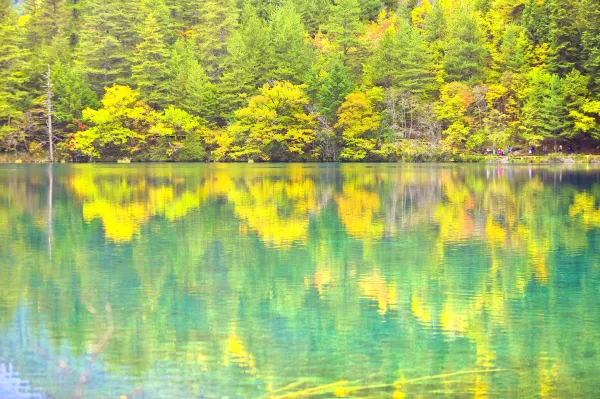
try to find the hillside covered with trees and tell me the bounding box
[1,0,599,162]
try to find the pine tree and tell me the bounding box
[327,0,365,69]
[539,75,568,142]
[23,0,67,49]
[443,7,488,82]
[269,3,314,83]
[358,0,381,21]
[131,14,170,108]
[366,21,436,96]
[522,68,568,144]
[169,38,217,124]
[522,0,551,46]
[581,0,600,93]
[50,60,99,125]
[21,0,68,93]
[218,3,272,119]
[0,2,32,129]
[314,58,356,122]
[140,0,175,43]
[547,0,581,75]
[497,25,530,73]
[294,0,333,35]
[75,0,130,91]
[64,0,86,47]
[192,0,238,79]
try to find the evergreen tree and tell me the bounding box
[522,68,568,144]
[131,14,171,108]
[497,25,530,73]
[1,0,600,160]
[269,3,314,83]
[443,7,488,82]
[64,0,86,47]
[75,0,130,91]
[23,0,66,49]
[522,0,551,46]
[366,21,436,96]
[192,0,238,78]
[314,58,356,122]
[358,0,381,21]
[169,38,217,124]
[50,59,99,125]
[0,2,31,130]
[327,0,364,68]
[547,0,581,75]
[581,0,600,93]
[140,0,175,43]
[295,0,333,34]
[218,4,271,118]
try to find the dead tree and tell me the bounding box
[45,65,54,163]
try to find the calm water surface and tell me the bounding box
[1,163,600,398]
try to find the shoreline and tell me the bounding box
[3,154,600,165]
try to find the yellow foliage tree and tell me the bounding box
[227,81,318,161]
[335,91,381,160]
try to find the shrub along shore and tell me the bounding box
[4,152,600,165]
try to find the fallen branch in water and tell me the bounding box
[255,380,307,399]
[267,369,514,398]
[269,380,351,399]
[73,301,115,399]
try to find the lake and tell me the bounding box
[1,163,600,398]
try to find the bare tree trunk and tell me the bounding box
[45,65,54,163]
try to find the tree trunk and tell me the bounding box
[46,65,54,163]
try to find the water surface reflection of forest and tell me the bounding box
[1,164,599,398]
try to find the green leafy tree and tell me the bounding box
[140,0,174,42]
[358,0,381,21]
[497,25,530,73]
[547,0,581,75]
[522,0,551,46]
[521,68,567,145]
[23,0,67,49]
[294,0,333,34]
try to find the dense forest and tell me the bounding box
[1,0,599,162]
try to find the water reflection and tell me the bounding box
[0,164,600,398]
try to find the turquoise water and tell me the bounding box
[1,163,600,398]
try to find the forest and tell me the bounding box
[1,0,599,162]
